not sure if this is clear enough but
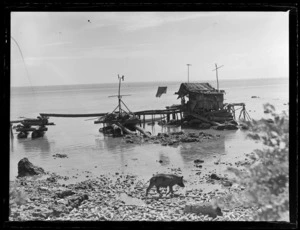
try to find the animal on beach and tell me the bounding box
[146,174,185,197]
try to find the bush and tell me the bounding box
[226,104,289,221]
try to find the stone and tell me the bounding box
[56,189,75,199]
[68,194,89,208]
[53,153,68,158]
[210,174,221,180]
[51,204,69,217]
[47,176,57,183]
[184,202,223,218]
[194,159,204,164]
[17,158,45,178]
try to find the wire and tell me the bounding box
[11,36,35,93]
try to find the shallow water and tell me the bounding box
[10,78,289,182]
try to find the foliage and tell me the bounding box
[226,103,289,221]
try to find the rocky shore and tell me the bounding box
[123,131,220,146]
[10,167,257,221]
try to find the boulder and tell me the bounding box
[210,173,221,180]
[184,202,223,218]
[17,158,45,178]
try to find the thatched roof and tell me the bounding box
[175,83,224,97]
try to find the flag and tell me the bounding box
[156,87,167,98]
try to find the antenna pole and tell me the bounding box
[118,75,122,117]
[187,64,192,83]
[212,64,224,91]
[215,63,219,91]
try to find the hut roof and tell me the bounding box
[175,83,224,97]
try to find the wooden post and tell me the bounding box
[172,113,175,120]
[167,113,170,122]
[10,123,13,138]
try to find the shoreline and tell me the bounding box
[10,143,257,221]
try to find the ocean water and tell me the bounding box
[10,78,289,182]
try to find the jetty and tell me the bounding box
[11,76,251,139]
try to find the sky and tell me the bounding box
[11,12,289,87]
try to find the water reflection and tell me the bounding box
[17,135,51,154]
[94,135,134,153]
[179,134,226,164]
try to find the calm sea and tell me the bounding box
[10,78,289,182]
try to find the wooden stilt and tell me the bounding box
[10,123,13,138]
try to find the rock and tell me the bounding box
[17,158,45,178]
[47,176,57,183]
[194,159,204,164]
[184,202,223,218]
[53,153,68,158]
[68,194,89,208]
[181,137,198,143]
[210,174,221,180]
[221,180,233,187]
[188,132,198,138]
[56,189,75,198]
[51,204,69,217]
[251,96,259,98]
[170,131,184,135]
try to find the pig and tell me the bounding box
[146,174,185,197]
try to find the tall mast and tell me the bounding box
[212,63,224,91]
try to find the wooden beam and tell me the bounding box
[40,113,107,118]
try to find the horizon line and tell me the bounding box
[11,76,288,88]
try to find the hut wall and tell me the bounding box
[189,93,224,111]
